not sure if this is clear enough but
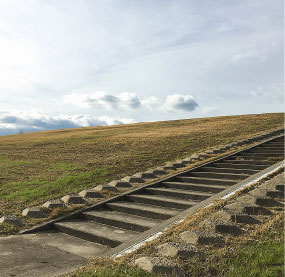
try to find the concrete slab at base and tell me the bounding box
[24,231,110,258]
[0,235,85,277]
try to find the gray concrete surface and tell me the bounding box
[0,230,110,277]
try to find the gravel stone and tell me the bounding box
[180,230,225,246]
[135,256,184,276]
[157,242,202,258]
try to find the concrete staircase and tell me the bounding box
[24,134,285,257]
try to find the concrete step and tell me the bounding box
[228,155,281,161]
[221,159,275,165]
[276,184,285,192]
[247,152,284,156]
[199,166,260,175]
[247,149,284,153]
[210,162,268,170]
[262,145,284,149]
[83,210,160,232]
[254,146,284,150]
[162,181,227,193]
[146,187,212,201]
[234,154,284,159]
[186,171,250,181]
[54,220,138,247]
[107,202,179,220]
[128,194,196,209]
[237,152,284,157]
[177,176,237,186]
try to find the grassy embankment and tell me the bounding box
[0,113,283,218]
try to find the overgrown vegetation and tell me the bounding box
[0,113,283,217]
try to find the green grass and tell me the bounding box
[212,214,284,277]
[221,228,284,277]
[0,222,20,235]
[1,167,114,205]
[224,241,284,277]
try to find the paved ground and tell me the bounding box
[0,230,110,277]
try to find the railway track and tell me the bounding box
[22,133,284,257]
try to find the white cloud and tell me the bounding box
[0,111,134,136]
[141,96,162,111]
[162,94,198,112]
[64,91,199,113]
[64,91,141,110]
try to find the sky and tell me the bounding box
[0,0,283,135]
